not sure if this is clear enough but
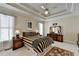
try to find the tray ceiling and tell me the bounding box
[6,3,74,19]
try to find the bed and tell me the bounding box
[22,32,54,55]
[10,32,75,56]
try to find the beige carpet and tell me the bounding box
[44,47,74,56]
[0,41,79,56]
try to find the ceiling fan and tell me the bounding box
[40,3,50,16]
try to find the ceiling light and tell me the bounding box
[45,10,48,15]
[40,4,49,16]
[45,8,49,15]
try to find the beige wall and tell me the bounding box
[15,16,39,35]
[44,15,79,45]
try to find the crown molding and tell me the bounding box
[0,3,75,21]
[0,3,45,21]
[21,3,74,19]
[14,3,46,19]
[46,3,74,19]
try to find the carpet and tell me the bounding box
[44,47,74,56]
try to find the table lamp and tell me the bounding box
[15,30,20,38]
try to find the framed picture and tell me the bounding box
[27,21,32,30]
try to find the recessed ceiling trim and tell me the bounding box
[21,3,40,13]
[48,11,71,19]
[48,9,67,16]
[0,3,74,21]
[46,3,74,19]
[16,3,45,19]
[7,3,46,19]
[0,3,45,21]
[23,3,73,19]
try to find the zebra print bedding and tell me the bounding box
[23,36,54,53]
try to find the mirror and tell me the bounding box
[49,23,62,34]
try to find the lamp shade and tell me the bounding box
[36,30,39,33]
[15,30,20,35]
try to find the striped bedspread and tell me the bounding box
[23,36,54,53]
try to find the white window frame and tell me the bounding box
[0,13,15,41]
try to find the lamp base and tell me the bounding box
[16,34,20,39]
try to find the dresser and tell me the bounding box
[47,33,63,42]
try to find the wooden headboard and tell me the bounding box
[23,32,39,37]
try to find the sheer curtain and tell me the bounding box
[0,14,14,50]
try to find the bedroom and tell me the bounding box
[0,3,79,56]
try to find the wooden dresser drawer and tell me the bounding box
[13,38,24,50]
[47,34,63,42]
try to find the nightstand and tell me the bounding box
[12,37,24,50]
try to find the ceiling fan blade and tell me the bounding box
[41,6,46,10]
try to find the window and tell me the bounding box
[38,23,43,35]
[28,22,32,29]
[0,14,14,41]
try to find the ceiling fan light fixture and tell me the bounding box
[45,10,48,15]
[40,4,49,16]
[41,6,45,9]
